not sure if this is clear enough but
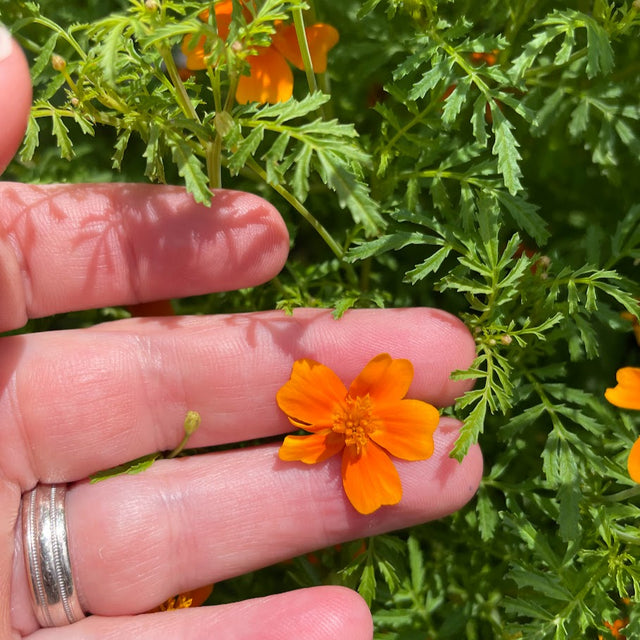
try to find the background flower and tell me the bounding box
[605,367,640,482]
[181,2,338,103]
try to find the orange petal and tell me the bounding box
[628,436,640,483]
[348,354,413,403]
[371,399,440,461]
[279,430,344,464]
[277,358,347,429]
[181,34,209,70]
[341,441,402,514]
[272,23,339,72]
[605,367,640,410]
[235,47,293,104]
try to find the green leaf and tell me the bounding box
[315,151,386,235]
[112,128,131,170]
[476,488,499,541]
[558,480,582,541]
[346,231,434,261]
[407,535,425,592]
[357,561,376,607]
[228,125,265,175]
[51,111,74,160]
[404,246,451,283]
[170,138,211,204]
[89,453,161,483]
[30,32,59,83]
[20,115,41,163]
[471,95,489,146]
[451,396,486,461]
[584,18,614,78]
[491,108,523,194]
[494,190,549,245]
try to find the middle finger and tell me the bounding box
[5,307,476,486]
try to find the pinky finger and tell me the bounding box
[27,586,373,640]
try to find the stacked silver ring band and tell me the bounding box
[22,484,86,627]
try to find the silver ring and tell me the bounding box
[21,483,86,627]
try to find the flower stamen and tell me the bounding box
[332,395,375,455]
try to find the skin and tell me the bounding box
[0,32,483,640]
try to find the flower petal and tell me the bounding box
[605,367,640,410]
[272,23,339,73]
[235,47,294,104]
[628,436,640,483]
[279,430,344,464]
[370,399,440,460]
[181,34,209,71]
[276,358,347,430]
[341,441,402,514]
[348,353,413,403]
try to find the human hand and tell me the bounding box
[1,27,482,639]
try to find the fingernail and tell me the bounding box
[0,24,13,62]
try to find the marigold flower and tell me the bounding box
[180,1,338,104]
[150,584,214,612]
[598,617,628,639]
[277,353,440,514]
[605,366,640,482]
[606,367,640,410]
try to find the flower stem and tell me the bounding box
[292,9,318,95]
[246,157,346,263]
[157,45,201,124]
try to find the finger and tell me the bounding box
[0,27,31,174]
[15,419,480,627]
[0,183,289,331]
[25,587,373,640]
[4,307,477,485]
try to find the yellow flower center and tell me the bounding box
[159,594,194,611]
[332,395,375,455]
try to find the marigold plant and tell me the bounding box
[3,0,640,637]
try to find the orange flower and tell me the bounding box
[150,584,214,612]
[605,366,640,482]
[598,618,628,639]
[181,1,339,104]
[277,353,440,515]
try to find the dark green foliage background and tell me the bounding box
[2,0,640,637]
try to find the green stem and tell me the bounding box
[599,485,640,502]
[292,9,318,95]
[207,138,222,189]
[157,45,201,123]
[165,432,191,459]
[245,157,346,263]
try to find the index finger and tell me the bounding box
[0,26,31,174]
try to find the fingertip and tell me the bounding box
[214,189,290,284]
[0,27,32,175]
[398,417,483,520]
[296,586,373,640]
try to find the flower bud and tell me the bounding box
[183,410,201,436]
[500,335,513,346]
[51,54,66,71]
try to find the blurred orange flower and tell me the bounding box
[181,1,338,104]
[605,366,640,482]
[598,617,628,639]
[277,353,440,514]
